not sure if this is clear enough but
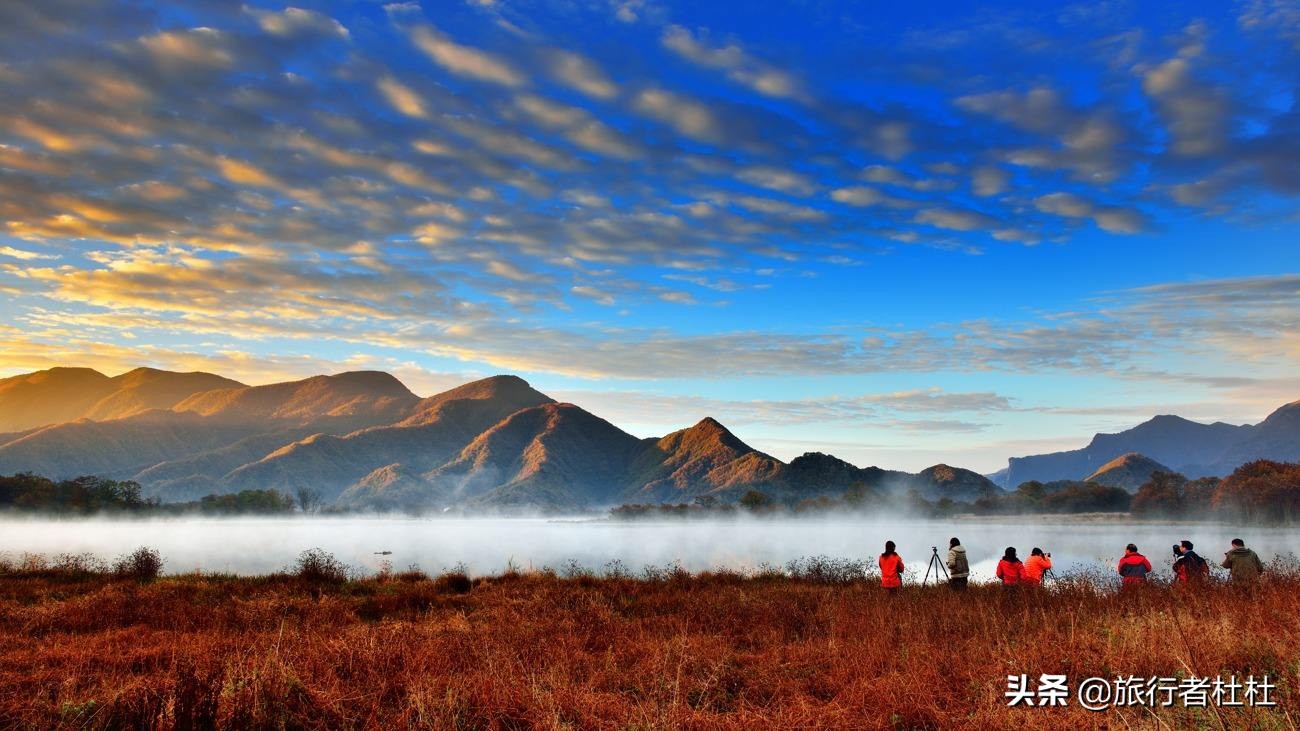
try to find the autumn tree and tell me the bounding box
[1211,460,1300,522]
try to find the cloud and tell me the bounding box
[632,88,724,143]
[0,246,57,261]
[22,246,461,326]
[247,7,349,40]
[661,25,806,101]
[551,387,1015,431]
[736,166,817,196]
[716,194,828,222]
[408,25,525,87]
[1239,0,1300,49]
[1141,55,1230,157]
[1034,192,1148,234]
[860,165,950,192]
[957,86,1129,183]
[991,228,1041,245]
[829,186,915,209]
[514,94,640,159]
[138,27,234,69]
[971,166,1008,197]
[376,75,429,118]
[215,157,281,189]
[570,284,615,305]
[486,258,552,283]
[612,0,655,24]
[914,208,997,232]
[545,50,618,100]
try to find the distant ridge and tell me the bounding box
[0,369,419,486]
[173,371,416,424]
[206,374,555,502]
[0,364,1297,511]
[997,403,1300,487]
[0,366,243,432]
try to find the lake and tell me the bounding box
[0,515,1292,583]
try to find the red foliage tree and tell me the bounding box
[1210,460,1300,522]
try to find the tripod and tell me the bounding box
[923,546,950,586]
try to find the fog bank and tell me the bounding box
[0,515,1294,582]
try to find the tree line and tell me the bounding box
[613,460,1300,523]
[0,472,320,515]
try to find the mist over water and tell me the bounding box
[0,516,1294,583]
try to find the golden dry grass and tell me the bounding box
[1,558,1297,729]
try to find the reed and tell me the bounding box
[1,551,1296,729]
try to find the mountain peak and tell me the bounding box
[1094,451,1146,468]
[919,464,974,483]
[691,416,728,433]
[1084,452,1171,492]
[172,370,418,425]
[314,370,410,392]
[0,367,114,432]
[906,463,1001,500]
[666,416,747,452]
[21,366,109,385]
[397,374,552,427]
[117,366,164,377]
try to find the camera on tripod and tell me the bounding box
[923,545,948,585]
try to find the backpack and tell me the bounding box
[950,549,969,575]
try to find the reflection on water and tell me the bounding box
[0,515,1292,583]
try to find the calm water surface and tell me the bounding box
[0,516,1291,584]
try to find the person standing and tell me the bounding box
[946,537,969,590]
[1117,543,1152,586]
[996,547,1025,587]
[1221,538,1264,584]
[1172,540,1209,583]
[1024,547,1053,585]
[879,540,904,594]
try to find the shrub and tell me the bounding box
[785,555,869,585]
[52,552,107,579]
[738,490,774,511]
[395,565,430,582]
[433,571,472,594]
[293,548,350,583]
[113,546,163,582]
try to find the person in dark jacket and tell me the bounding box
[1221,538,1264,584]
[1117,543,1152,585]
[946,537,969,590]
[1172,540,1209,583]
[995,547,1025,587]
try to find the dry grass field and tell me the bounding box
[1,552,1297,729]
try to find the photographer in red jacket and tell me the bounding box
[1117,543,1153,586]
[996,546,1026,587]
[879,540,904,594]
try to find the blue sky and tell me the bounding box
[0,0,1297,472]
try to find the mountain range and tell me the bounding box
[0,366,1004,511]
[990,402,1300,488]
[0,365,1296,511]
